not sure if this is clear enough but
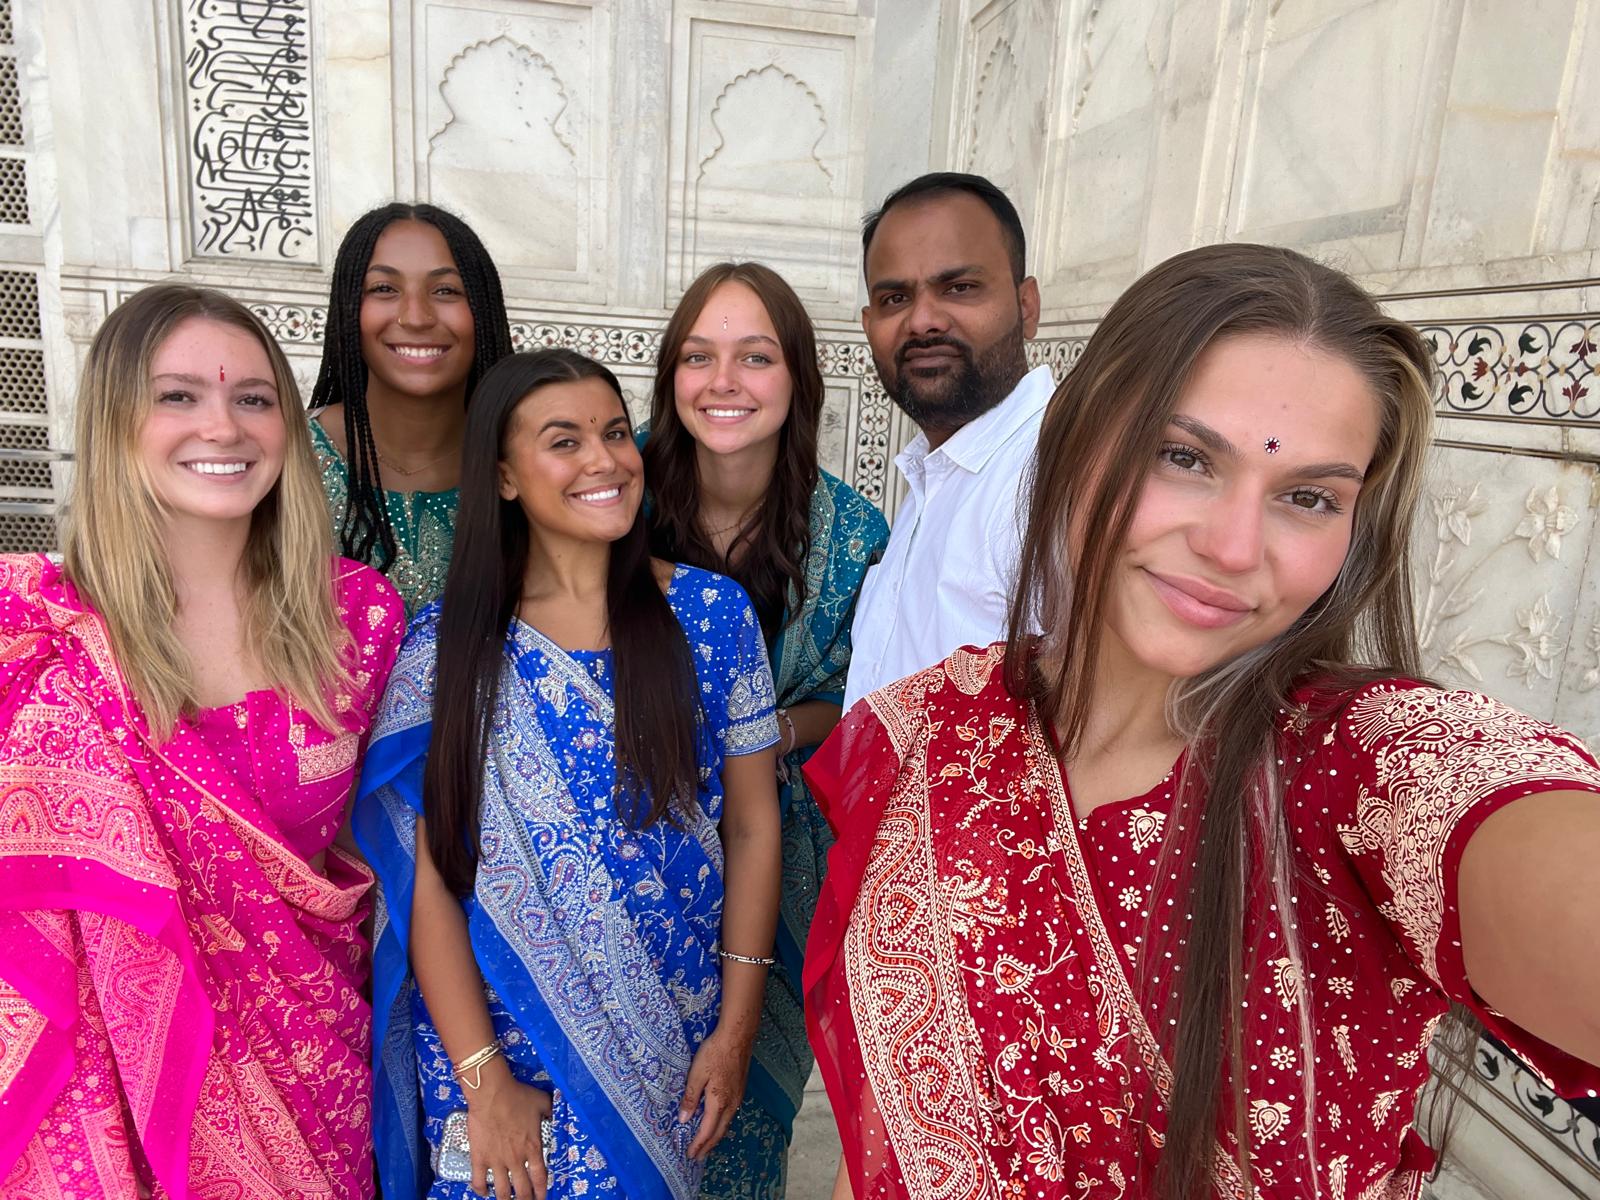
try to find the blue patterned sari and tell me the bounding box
[702,472,888,1199]
[355,566,779,1200]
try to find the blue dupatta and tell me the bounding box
[357,569,778,1200]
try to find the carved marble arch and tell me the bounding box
[695,64,835,197]
[425,34,582,276]
[965,33,1021,195]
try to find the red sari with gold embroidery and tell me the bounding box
[804,645,1600,1200]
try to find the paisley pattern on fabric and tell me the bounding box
[802,649,1600,1200]
[0,553,405,1200]
[705,471,888,1199]
[357,565,778,1200]
[310,417,460,618]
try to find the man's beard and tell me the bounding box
[882,321,1028,436]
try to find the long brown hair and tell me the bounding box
[643,262,821,643]
[63,283,352,739]
[1005,243,1436,1196]
[424,349,703,897]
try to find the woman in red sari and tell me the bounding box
[805,244,1600,1200]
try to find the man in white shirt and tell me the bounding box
[842,172,1051,711]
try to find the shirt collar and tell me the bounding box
[896,364,1053,475]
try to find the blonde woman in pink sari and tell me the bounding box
[0,284,406,1199]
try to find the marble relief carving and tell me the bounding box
[429,36,580,274]
[1412,448,1598,748]
[671,19,861,310]
[416,1,604,293]
[180,0,318,262]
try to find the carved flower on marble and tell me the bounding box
[1580,624,1600,693]
[1503,594,1562,687]
[1429,483,1486,546]
[1512,485,1578,562]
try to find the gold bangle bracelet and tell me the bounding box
[452,1041,503,1091]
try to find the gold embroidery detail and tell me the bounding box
[1339,685,1600,985]
[1325,901,1350,942]
[1249,1098,1292,1143]
[1127,806,1165,853]
[287,719,358,786]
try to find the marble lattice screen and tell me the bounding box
[5,0,1599,1194]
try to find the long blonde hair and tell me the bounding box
[63,283,351,738]
[1006,244,1437,1197]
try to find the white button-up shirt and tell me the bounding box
[842,364,1053,712]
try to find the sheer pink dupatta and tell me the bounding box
[0,555,398,1200]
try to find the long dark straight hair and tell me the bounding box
[424,348,703,897]
[310,202,514,570]
[643,262,820,644]
[1005,244,1437,1197]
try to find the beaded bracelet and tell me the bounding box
[719,949,776,967]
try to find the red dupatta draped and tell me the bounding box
[805,644,1600,1200]
[0,554,401,1199]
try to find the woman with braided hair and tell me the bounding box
[311,203,514,616]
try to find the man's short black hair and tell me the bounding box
[861,172,1026,283]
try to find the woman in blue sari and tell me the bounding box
[642,263,889,1197]
[356,348,782,1200]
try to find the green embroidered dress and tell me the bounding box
[309,418,459,619]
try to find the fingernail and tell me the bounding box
[677,1110,691,1123]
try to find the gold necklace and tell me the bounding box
[374,444,458,478]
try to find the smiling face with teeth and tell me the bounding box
[139,316,288,532]
[358,219,476,407]
[496,375,644,550]
[671,281,793,461]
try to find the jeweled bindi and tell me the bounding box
[1264,436,1281,454]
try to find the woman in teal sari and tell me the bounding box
[309,203,514,616]
[642,262,889,1197]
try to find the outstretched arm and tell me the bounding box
[1457,789,1600,1065]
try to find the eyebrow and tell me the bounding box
[364,264,462,278]
[536,414,631,435]
[153,372,277,390]
[682,333,780,347]
[868,264,987,295]
[1169,414,1366,483]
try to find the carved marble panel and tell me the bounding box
[1420,0,1591,270]
[668,12,866,313]
[1412,447,1598,747]
[413,0,608,297]
[1034,2,1165,297]
[178,0,319,263]
[949,0,1055,242]
[1226,0,1448,271]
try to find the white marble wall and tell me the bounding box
[6,0,1600,1194]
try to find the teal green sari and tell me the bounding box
[309,418,459,619]
[701,471,888,1199]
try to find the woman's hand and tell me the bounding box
[679,1024,755,1160]
[464,1060,551,1199]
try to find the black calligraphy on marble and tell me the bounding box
[184,0,317,260]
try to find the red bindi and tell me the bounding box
[219,365,226,383]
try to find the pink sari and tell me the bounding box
[0,554,404,1199]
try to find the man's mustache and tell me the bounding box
[895,336,973,369]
